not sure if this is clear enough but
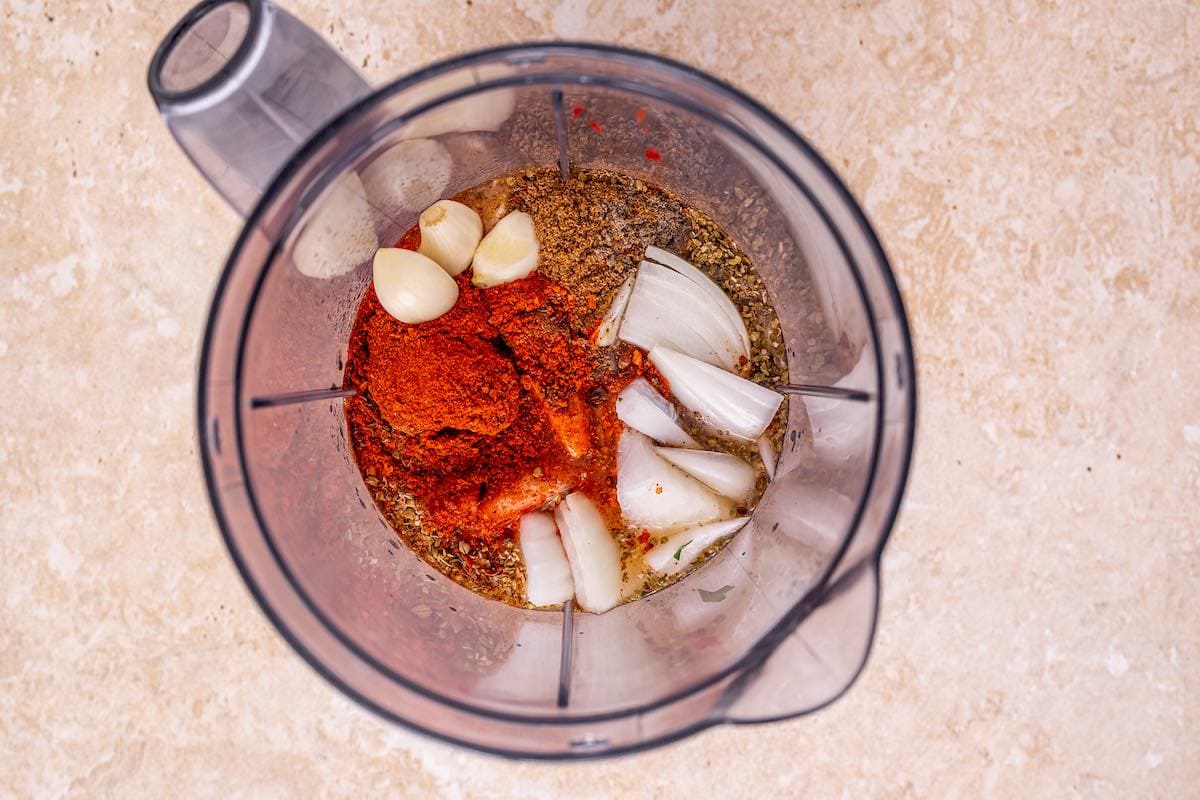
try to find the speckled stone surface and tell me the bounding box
[2,0,1198,796]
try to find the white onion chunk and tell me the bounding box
[649,345,783,441]
[555,492,622,614]
[618,260,748,370]
[594,274,635,347]
[654,447,757,501]
[519,512,574,607]
[615,378,697,447]
[645,246,751,355]
[616,429,733,532]
[644,517,750,575]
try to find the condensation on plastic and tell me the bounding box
[153,0,916,759]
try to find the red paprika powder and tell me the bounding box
[343,225,644,584]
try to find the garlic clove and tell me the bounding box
[418,199,483,276]
[372,248,459,323]
[471,211,539,287]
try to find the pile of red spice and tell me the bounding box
[343,229,644,551]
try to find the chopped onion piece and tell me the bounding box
[758,436,777,480]
[555,492,621,614]
[594,274,635,347]
[615,378,697,447]
[519,512,574,607]
[527,381,591,458]
[617,429,733,531]
[645,246,751,355]
[645,517,750,575]
[649,345,783,441]
[654,446,756,501]
[618,261,746,370]
[636,261,745,363]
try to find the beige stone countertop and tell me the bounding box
[2,0,1198,796]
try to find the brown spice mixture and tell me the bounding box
[498,169,688,333]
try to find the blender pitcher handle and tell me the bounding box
[147,0,371,217]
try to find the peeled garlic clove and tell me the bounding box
[418,200,483,276]
[654,446,757,501]
[471,211,538,287]
[372,248,459,323]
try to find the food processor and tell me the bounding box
[148,0,916,758]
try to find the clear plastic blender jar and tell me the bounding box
[148,0,916,758]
